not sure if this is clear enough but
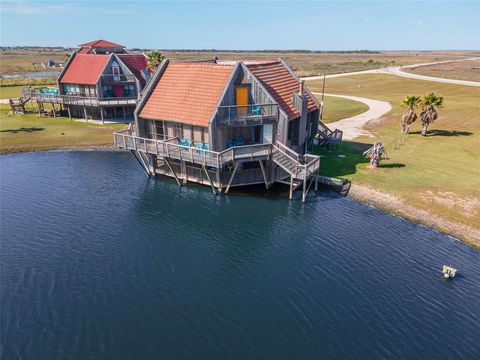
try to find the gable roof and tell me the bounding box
[117,54,149,85]
[60,54,110,85]
[140,62,234,126]
[79,39,125,48]
[246,61,318,120]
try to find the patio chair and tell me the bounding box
[195,143,204,154]
[251,105,261,115]
[235,136,245,146]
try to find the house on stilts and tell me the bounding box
[18,40,150,122]
[114,58,341,201]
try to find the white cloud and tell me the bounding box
[364,18,371,22]
[417,20,425,25]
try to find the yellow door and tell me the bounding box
[236,87,248,115]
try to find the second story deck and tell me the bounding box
[22,87,137,107]
[214,104,279,127]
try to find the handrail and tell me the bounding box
[215,103,279,125]
[114,130,274,167]
[114,130,320,178]
[276,141,301,161]
[217,103,276,109]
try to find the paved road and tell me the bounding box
[303,57,480,87]
[316,93,392,140]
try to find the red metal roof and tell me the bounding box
[247,61,318,120]
[79,39,125,48]
[140,62,234,126]
[117,54,148,84]
[60,54,110,85]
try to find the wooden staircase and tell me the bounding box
[316,120,343,147]
[9,96,31,114]
[272,142,320,202]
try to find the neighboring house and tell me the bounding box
[114,58,334,201]
[77,39,127,54]
[57,51,149,120]
[21,40,150,122]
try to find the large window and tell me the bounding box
[288,118,300,146]
[63,84,80,95]
[102,85,113,98]
[123,84,135,97]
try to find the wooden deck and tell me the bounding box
[113,129,321,201]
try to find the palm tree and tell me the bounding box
[146,50,165,73]
[420,92,444,136]
[400,95,421,134]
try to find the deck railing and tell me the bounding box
[113,130,273,168]
[271,142,320,179]
[22,87,137,106]
[113,130,320,179]
[100,74,136,83]
[215,104,279,126]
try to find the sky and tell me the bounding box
[1,0,479,50]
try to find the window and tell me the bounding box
[112,65,120,81]
[63,84,80,95]
[123,84,135,97]
[102,85,113,98]
[173,124,182,138]
[155,121,164,140]
[288,118,300,146]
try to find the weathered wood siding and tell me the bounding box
[211,65,280,151]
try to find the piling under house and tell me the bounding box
[114,59,341,201]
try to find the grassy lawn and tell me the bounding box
[0,105,126,153]
[306,74,480,231]
[403,60,480,82]
[1,86,26,99]
[321,95,369,123]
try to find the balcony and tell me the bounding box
[100,74,136,84]
[215,104,279,127]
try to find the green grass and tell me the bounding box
[0,105,126,153]
[0,86,26,99]
[320,95,369,123]
[0,77,57,91]
[307,74,480,230]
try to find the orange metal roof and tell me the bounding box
[247,61,318,120]
[140,63,234,126]
[60,54,110,85]
[79,39,125,48]
[117,54,148,84]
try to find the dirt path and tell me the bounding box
[314,93,391,140]
[303,57,480,87]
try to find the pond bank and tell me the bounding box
[349,183,480,249]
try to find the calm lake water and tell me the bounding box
[1,152,479,360]
[0,71,60,79]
